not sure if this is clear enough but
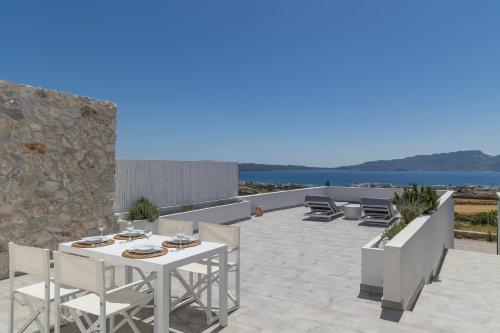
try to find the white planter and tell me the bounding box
[159,201,252,230]
[360,234,384,294]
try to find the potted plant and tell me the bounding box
[128,197,160,233]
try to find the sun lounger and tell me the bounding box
[304,195,344,221]
[360,197,398,226]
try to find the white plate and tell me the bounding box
[80,236,106,244]
[169,236,194,244]
[129,245,162,254]
[120,230,144,237]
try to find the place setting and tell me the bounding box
[162,233,201,249]
[72,219,115,248]
[122,243,168,259]
[114,220,151,240]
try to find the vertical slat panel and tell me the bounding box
[115,160,238,212]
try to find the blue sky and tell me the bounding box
[2,1,500,167]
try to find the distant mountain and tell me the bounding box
[238,163,329,172]
[239,151,500,172]
[335,150,500,172]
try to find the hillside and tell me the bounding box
[239,151,500,172]
[238,163,328,171]
[335,150,500,171]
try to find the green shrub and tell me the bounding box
[393,184,439,214]
[471,211,497,226]
[419,186,439,213]
[382,220,408,240]
[181,204,194,212]
[129,197,160,222]
[397,198,426,224]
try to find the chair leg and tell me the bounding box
[206,256,213,324]
[236,265,241,308]
[109,315,115,333]
[99,311,106,333]
[69,308,88,333]
[44,298,50,333]
[21,294,44,333]
[9,291,14,333]
[197,273,202,294]
[123,311,141,333]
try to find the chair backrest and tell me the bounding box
[198,222,240,249]
[305,195,340,213]
[9,242,50,278]
[360,197,395,217]
[54,251,105,295]
[157,219,194,236]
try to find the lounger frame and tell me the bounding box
[304,196,343,221]
[360,198,398,226]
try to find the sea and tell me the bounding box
[238,170,500,187]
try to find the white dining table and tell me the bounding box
[58,234,228,332]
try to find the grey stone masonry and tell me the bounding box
[0,80,116,278]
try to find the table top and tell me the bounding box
[344,203,361,208]
[59,234,226,271]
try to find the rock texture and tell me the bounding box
[0,80,116,278]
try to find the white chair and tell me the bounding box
[8,242,79,333]
[54,251,153,333]
[157,218,194,237]
[173,222,240,324]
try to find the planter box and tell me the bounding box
[360,190,455,311]
[159,200,252,230]
[360,235,384,294]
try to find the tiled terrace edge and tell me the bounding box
[241,186,330,213]
[240,185,415,214]
[381,190,455,310]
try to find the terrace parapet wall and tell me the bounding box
[0,80,116,278]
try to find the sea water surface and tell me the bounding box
[239,170,500,187]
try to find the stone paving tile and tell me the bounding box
[1,207,500,332]
[454,238,497,254]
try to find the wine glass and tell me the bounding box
[97,219,105,239]
[176,226,185,250]
[145,222,153,240]
[126,221,134,241]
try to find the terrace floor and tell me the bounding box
[1,206,500,332]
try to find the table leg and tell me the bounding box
[207,256,212,323]
[125,266,133,284]
[154,267,170,333]
[219,247,228,327]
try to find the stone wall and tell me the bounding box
[0,80,116,278]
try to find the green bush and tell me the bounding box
[419,185,439,213]
[396,198,426,224]
[128,197,160,222]
[382,220,408,240]
[383,184,439,241]
[393,184,439,214]
[181,204,194,212]
[471,211,497,226]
